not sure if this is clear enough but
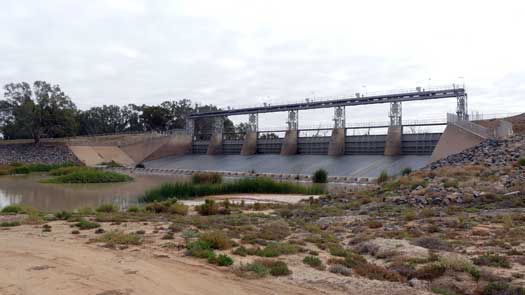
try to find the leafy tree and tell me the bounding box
[0,81,78,142]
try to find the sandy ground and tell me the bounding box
[0,229,318,295]
[0,222,432,295]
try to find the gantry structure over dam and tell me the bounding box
[184,84,469,157]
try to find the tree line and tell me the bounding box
[0,81,242,143]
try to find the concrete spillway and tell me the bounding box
[143,154,431,178]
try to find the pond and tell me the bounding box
[0,173,358,212]
[0,174,182,211]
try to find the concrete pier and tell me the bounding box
[207,133,223,155]
[328,128,345,156]
[240,132,257,156]
[280,130,298,155]
[384,126,402,156]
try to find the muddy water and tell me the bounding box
[0,173,359,212]
[0,174,183,211]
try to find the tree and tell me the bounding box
[141,105,171,131]
[0,81,78,143]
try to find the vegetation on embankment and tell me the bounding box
[140,177,325,203]
[43,168,132,184]
[0,162,77,176]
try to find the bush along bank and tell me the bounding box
[42,168,133,184]
[140,177,325,203]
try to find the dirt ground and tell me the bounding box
[0,223,431,295]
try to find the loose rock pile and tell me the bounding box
[0,143,80,165]
[390,135,525,207]
[429,135,525,169]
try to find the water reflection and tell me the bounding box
[0,174,183,211]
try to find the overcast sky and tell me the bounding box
[1,0,524,129]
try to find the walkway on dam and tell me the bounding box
[144,154,431,177]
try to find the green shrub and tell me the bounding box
[195,199,219,216]
[233,246,248,256]
[377,170,388,184]
[192,172,223,184]
[216,254,234,266]
[255,259,291,276]
[0,221,21,227]
[96,203,119,213]
[199,231,232,250]
[482,281,525,295]
[140,178,325,203]
[43,169,132,183]
[256,243,300,257]
[127,206,141,213]
[1,204,24,214]
[312,169,328,183]
[401,167,412,176]
[168,203,189,215]
[54,210,72,220]
[303,256,325,270]
[96,230,143,246]
[75,218,101,230]
[473,254,511,268]
[518,158,525,166]
[187,240,214,258]
[49,166,84,176]
[241,262,270,278]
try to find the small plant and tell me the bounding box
[216,254,234,266]
[168,203,189,215]
[162,232,175,240]
[1,204,24,214]
[127,206,141,213]
[96,230,143,246]
[195,199,219,216]
[377,170,388,184]
[367,219,383,229]
[256,242,300,257]
[192,172,223,184]
[400,167,412,176]
[353,262,405,282]
[255,259,291,276]
[239,262,270,278]
[96,203,119,213]
[303,256,326,270]
[402,208,417,221]
[75,218,101,230]
[233,246,248,257]
[55,210,72,220]
[312,169,328,183]
[186,240,214,258]
[199,231,232,250]
[328,264,352,276]
[0,221,21,227]
[517,158,525,166]
[473,254,511,268]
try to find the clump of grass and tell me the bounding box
[402,208,417,221]
[140,177,325,203]
[517,158,525,166]
[473,254,511,268]
[303,256,325,270]
[1,204,25,214]
[144,200,188,215]
[186,240,214,258]
[195,200,224,216]
[43,169,132,183]
[237,262,271,278]
[256,242,300,257]
[255,259,292,276]
[96,230,143,246]
[13,163,76,174]
[328,264,352,276]
[192,172,222,184]
[96,203,119,213]
[312,169,328,183]
[377,170,388,184]
[353,262,406,282]
[54,210,72,220]
[75,218,101,230]
[0,221,21,227]
[49,166,84,176]
[400,167,412,176]
[199,231,232,250]
[208,254,234,266]
[482,281,525,295]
